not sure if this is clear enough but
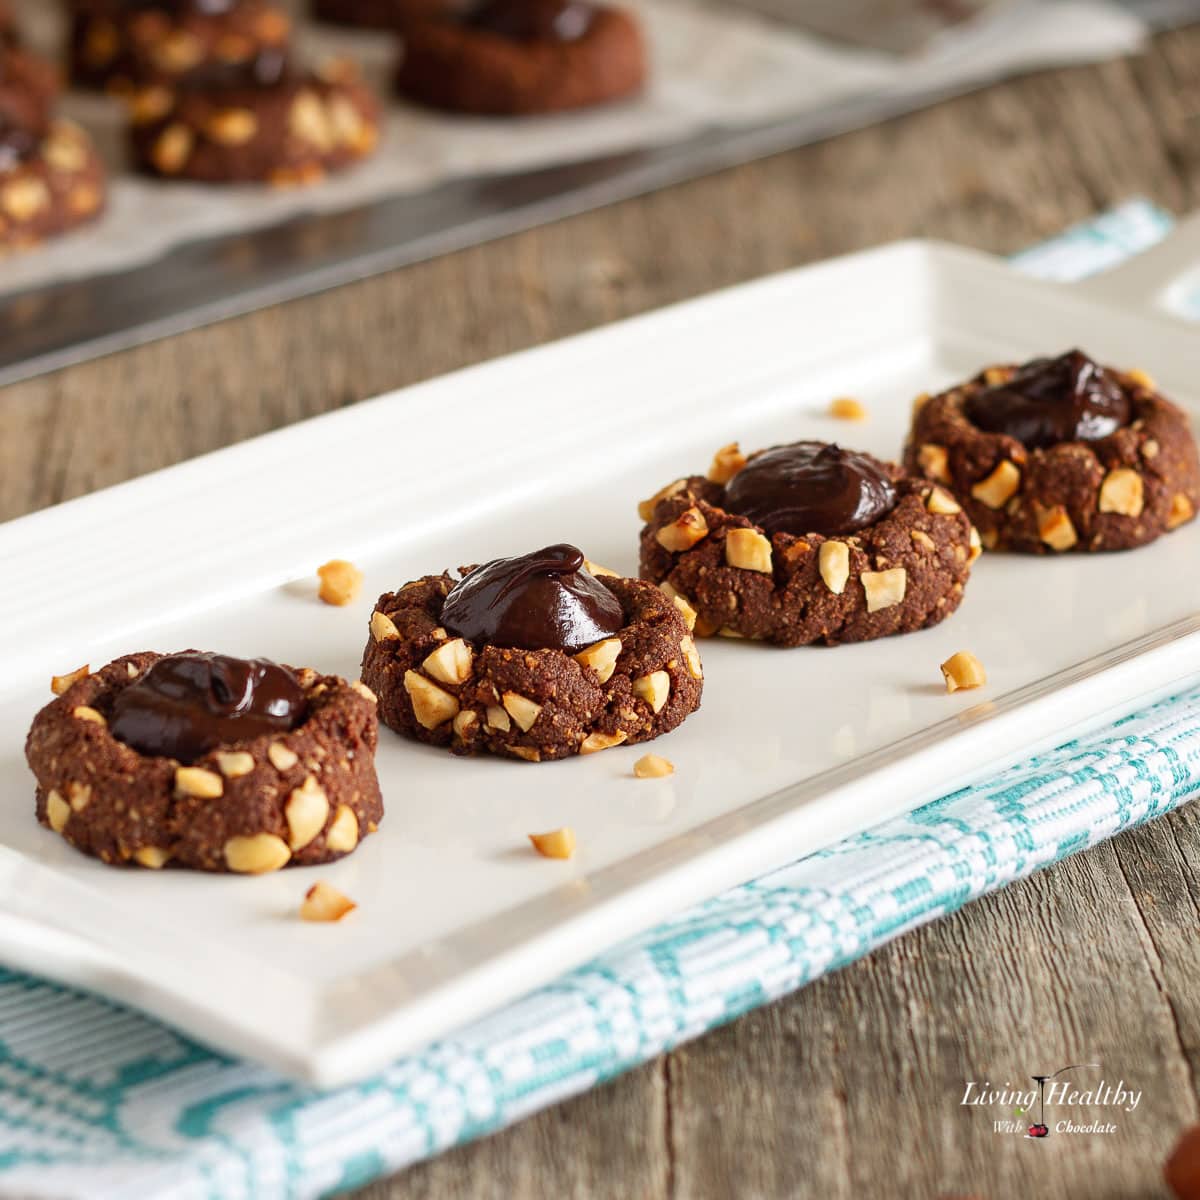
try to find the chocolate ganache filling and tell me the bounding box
[441,543,623,653]
[723,441,897,538]
[110,651,307,763]
[963,349,1131,449]
[179,44,291,90]
[466,0,594,41]
[0,58,50,169]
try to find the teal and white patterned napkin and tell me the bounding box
[0,199,1192,1200]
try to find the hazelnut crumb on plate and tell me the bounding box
[300,881,358,923]
[941,650,987,693]
[529,827,576,860]
[829,396,868,421]
[634,754,674,778]
[317,559,364,606]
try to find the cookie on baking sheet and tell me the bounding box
[396,0,646,115]
[638,441,979,647]
[903,349,1200,554]
[68,0,293,94]
[25,651,383,872]
[0,46,105,250]
[128,57,379,184]
[360,544,703,763]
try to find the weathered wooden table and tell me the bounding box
[4,25,1199,1198]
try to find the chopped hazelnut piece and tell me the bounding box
[910,530,936,553]
[370,610,400,642]
[325,805,359,853]
[300,881,357,923]
[46,790,70,834]
[67,782,91,812]
[73,705,106,726]
[508,745,541,762]
[1168,493,1195,530]
[50,665,89,696]
[940,650,987,693]
[130,85,173,124]
[423,638,474,686]
[917,444,951,483]
[1126,368,1155,390]
[1142,439,1160,460]
[574,637,622,684]
[289,91,333,151]
[912,391,930,414]
[134,846,170,870]
[317,559,363,606]
[707,442,748,484]
[224,833,291,874]
[983,366,1011,386]
[404,670,460,729]
[634,754,675,779]
[268,742,299,771]
[971,461,1021,509]
[725,528,773,574]
[215,750,255,778]
[485,705,511,732]
[638,478,687,523]
[926,488,961,515]
[502,691,542,733]
[351,680,377,703]
[529,827,576,859]
[861,567,907,613]
[659,583,698,631]
[968,526,983,564]
[1036,504,1077,551]
[583,559,619,577]
[656,507,709,553]
[581,730,628,754]
[452,710,478,739]
[680,636,703,680]
[174,766,223,799]
[829,396,868,421]
[285,776,329,850]
[152,123,193,174]
[633,670,671,714]
[818,541,850,594]
[206,107,258,145]
[1098,468,1144,517]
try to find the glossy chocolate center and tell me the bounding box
[179,44,291,89]
[963,349,1131,449]
[465,0,594,41]
[109,651,307,763]
[121,0,238,13]
[723,441,897,538]
[441,543,623,653]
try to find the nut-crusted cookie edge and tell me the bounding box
[636,449,977,647]
[25,652,383,872]
[361,572,702,762]
[903,366,1200,554]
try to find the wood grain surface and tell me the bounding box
[4,24,1200,1200]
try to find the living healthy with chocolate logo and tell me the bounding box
[960,1064,1142,1139]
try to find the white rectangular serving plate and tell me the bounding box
[2,227,1200,1088]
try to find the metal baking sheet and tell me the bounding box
[0,0,1185,389]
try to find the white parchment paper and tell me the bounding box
[0,0,1144,296]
